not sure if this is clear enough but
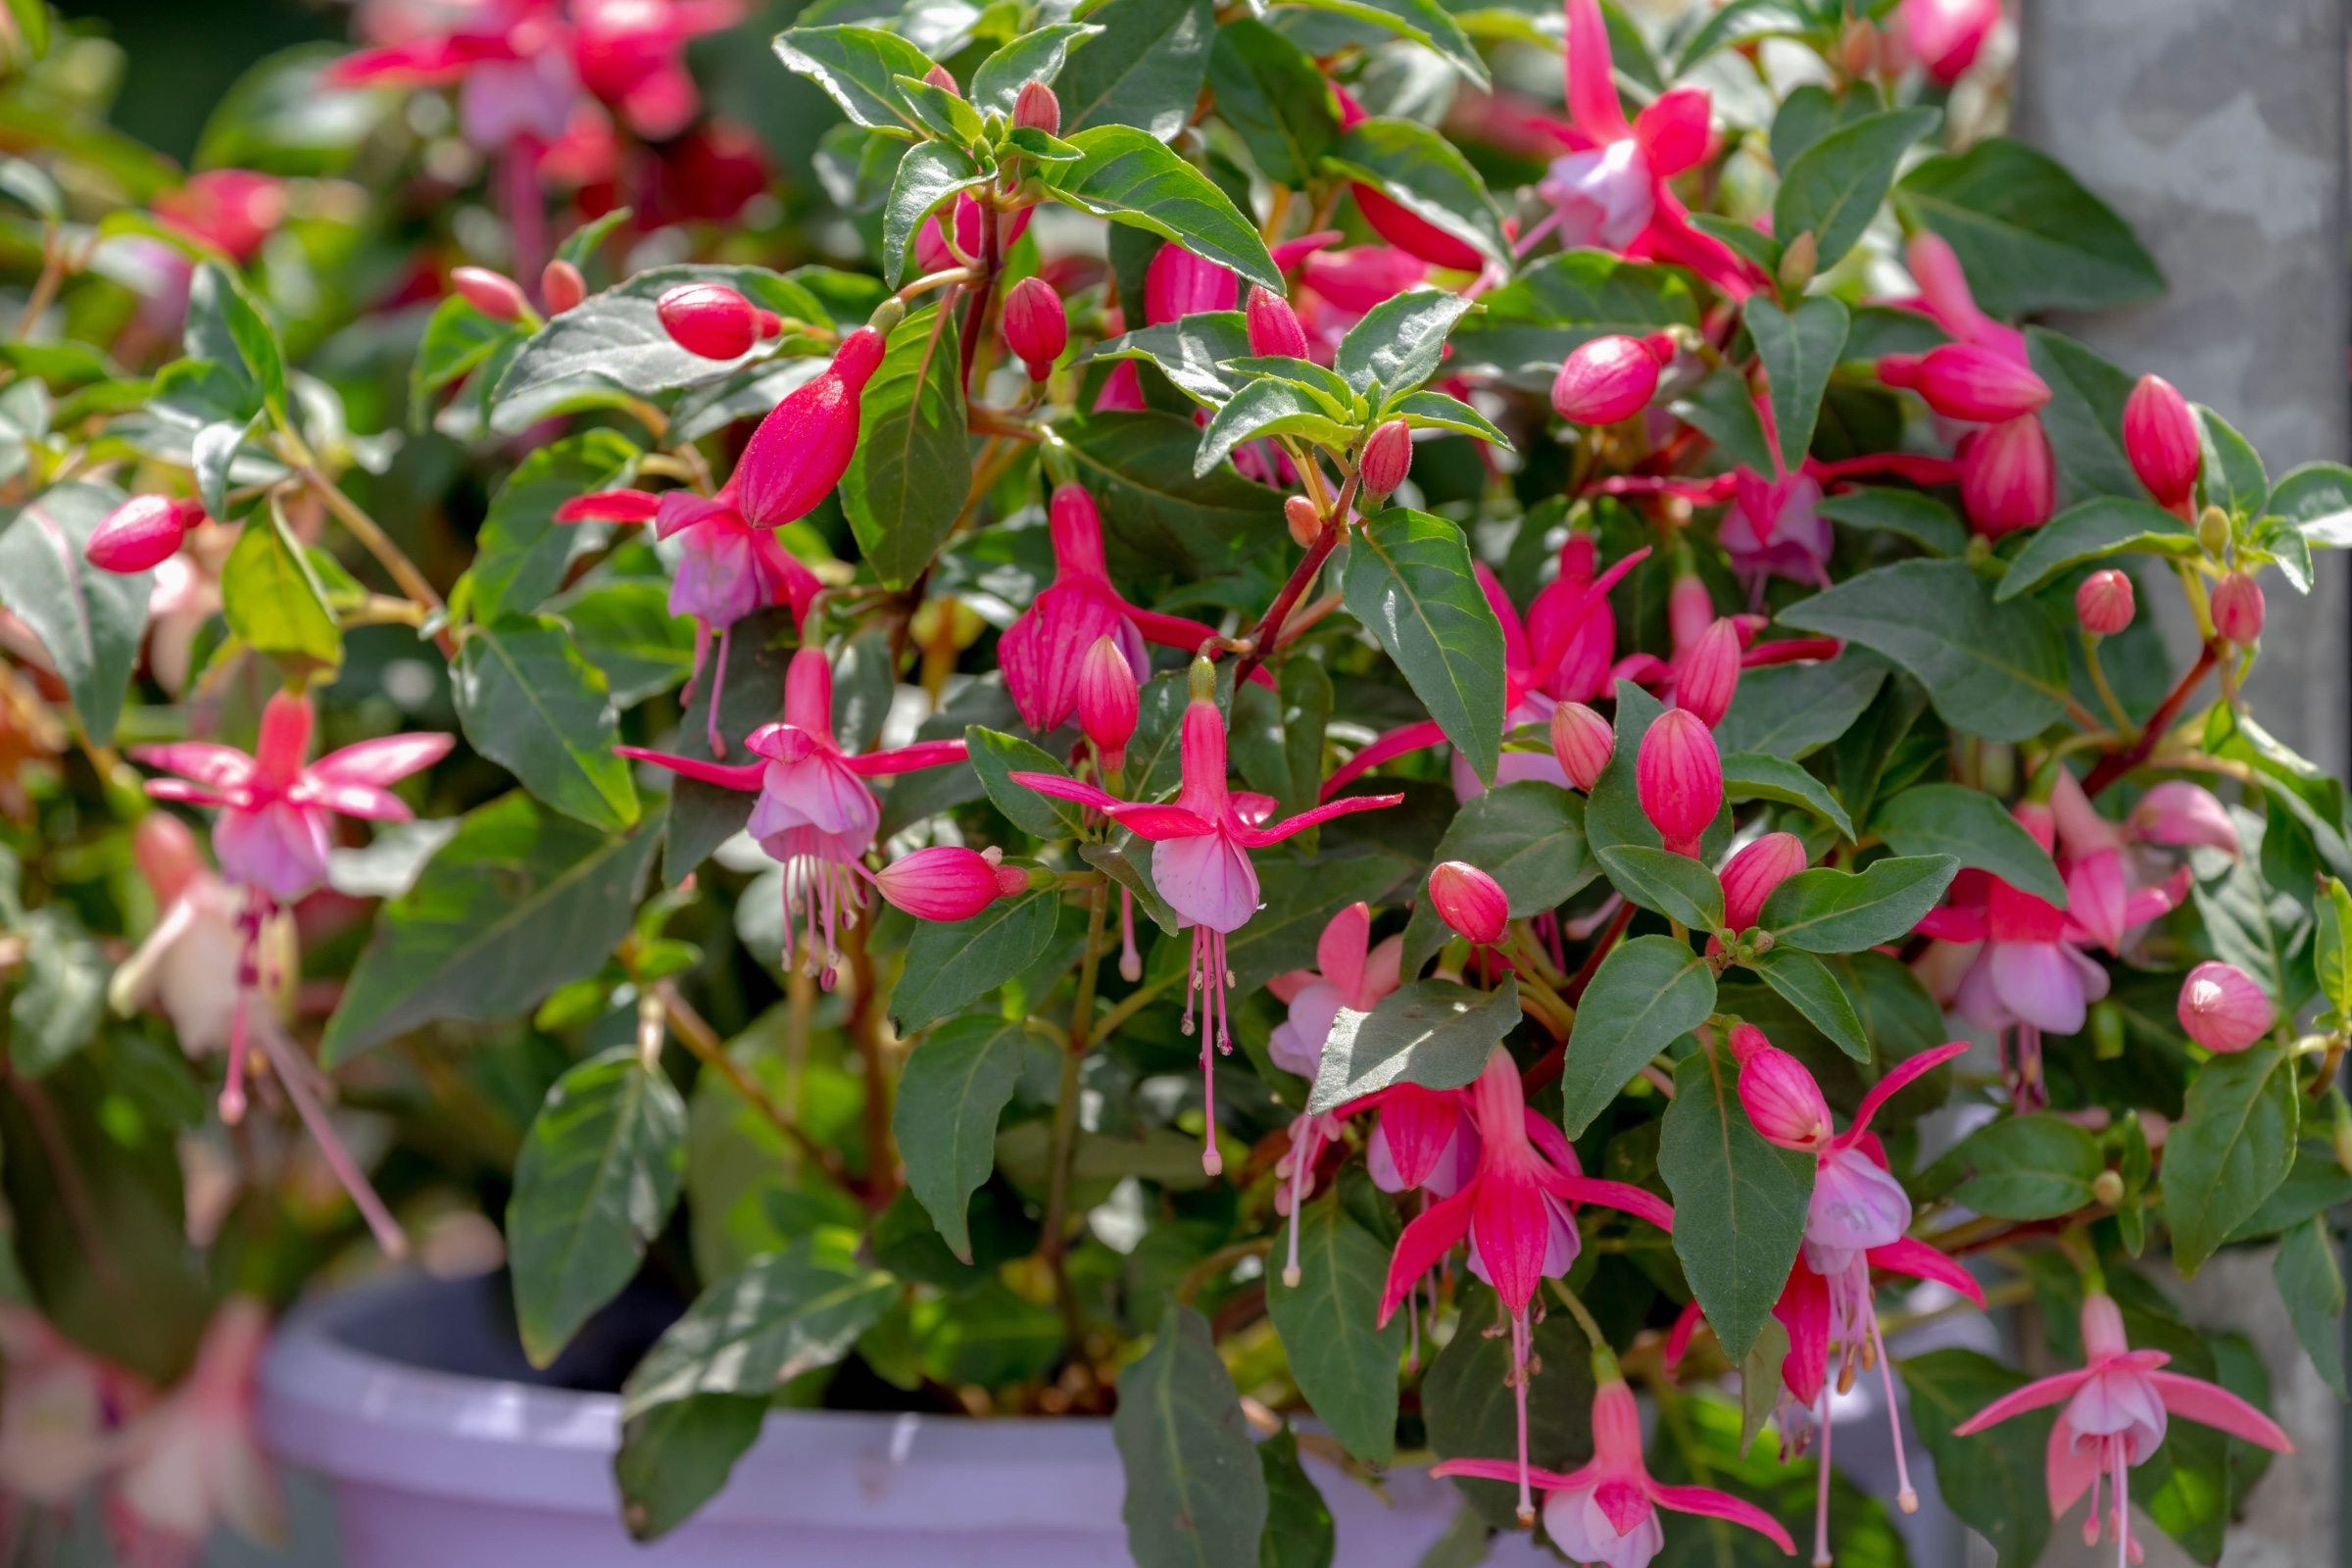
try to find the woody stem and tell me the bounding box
[957,203,1001,398]
[2081,642,2220,797]
[658,981,854,1192]
[1235,472,1357,687]
[299,466,456,657]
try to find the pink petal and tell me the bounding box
[1522,1107,1585,1177]
[1380,1184,1476,1322]
[1108,804,1218,841]
[300,782,413,822]
[1543,1170,1674,1233]
[130,743,257,791]
[1867,1236,1984,1305]
[1234,790,1406,846]
[1838,1041,1971,1146]
[2147,1371,2294,1451]
[1954,1370,2094,1436]
[613,745,765,791]
[309,733,456,788]
[2064,849,2128,955]
[756,754,878,840]
[1647,1484,1796,1553]
[1630,88,1712,175]
[1987,940,2092,1035]
[1359,934,1403,1007]
[1318,720,1448,802]
[1429,1456,1590,1491]
[1005,770,1121,811]
[1469,1168,1555,1312]
[144,779,231,808]
[1152,830,1259,932]
[1775,1261,1830,1403]
[1593,1476,1650,1536]
[2045,1414,2099,1519]
[1317,903,1371,1003]
[842,739,969,776]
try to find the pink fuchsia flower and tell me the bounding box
[1959,413,2057,537]
[735,323,889,530]
[617,644,970,985]
[1720,831,1809,933]
[1011,662,1403,1173]
[1530,534,1636,705]
[556,480,822,755]
[1145,242,1236,322]
[1550,702,1613,791]
[152,171,287,264]
[85,495,207,574]
[2077,569,2134,635]
[1550,334,1667,425]
[110,1298,284,1555]
[1899,231,2027,365]
[2212,571,2264,646]
[109,812,280,1060]
[1892,0,2001,84]
[1382,1047,1675,1522]
[1878,342,2050,423]
[2177,961,2273,1053]
[1435,1352,1795,1560]
[1430,860,1509,946]
[0,1305,130,1508]
[2123,373,2200,515]
[2126,780,2239,855]
[1956,1289,2291,1565]
[865,845,1028,922]
[1326,88,1487,273]
[998,482,1239,734]
[1636,708,1721,857]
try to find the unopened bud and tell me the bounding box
[1636,708,1722,858]
[1878,343,2050,423]
[2123,373,2200,513]
[2091,1169,2126,1207]
[2211,571,2264,646]
[85,494,205,573]
[1675,617,1741,728]
[541,259,586,314]
[1839,16,1877,76]
[1550,334,1661,426]
[1428,860,1508,946]
[1358,419,1412,501]
[1284,494,1322,548]
[1246,286,1310,360]
[1960,414,2056,537]
[1720,832,1808,932]
[451,265,527,321]
[1076,635,1139,771]
[2090,999,2126,1059]
[1549,702,1613,792]
[1012,80,1060,135]
[1778,230,1817,295]
[1002,276,1067,380]
[1738,1041,1835,1152]
[870,845,1009,922]
[923,64,960,95]
[2076,569,2134,636]
[2197,505,2230,556]
[2177,960,2273,1053]
[657,282,760,359]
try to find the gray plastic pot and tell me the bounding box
[258,1271,1514,1567]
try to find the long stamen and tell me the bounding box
[2113,1441,2130,1568]
[1812,1388,1835,1566]
[222,987,250,1123]
[250,1016,408,1258]
[707,621,733,758]
[1866,1305,1917,1512]
[1512,1310,1534,1525]
[1118,887,1140,981]
[1283,1118,1311,1287]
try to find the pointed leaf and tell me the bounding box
[1266,1197,1405,1464]
[2194,403,2269,521]
[1756,855,1957,954]
[1053,125,1281,290]
[773,25,933,133]
[220,498,342,679]
[1929,1112,2102,1219]
[1064,409,1287,575]
[882,142,984,288]
[2275,1215,2346,1398]
[1749,945,1869,1061]
[2269,462,2352,549]
[2026,326,2140,505]
[1900,1349,2055,1568]
[456,613,640,830]
[1871,783,2064,905]
[1713,652,1886,760]
[1305,978,1519,1114]
[889,890,1067,1033]
[1815,486,1969,558]
[971,23,1103,114]
[1092,312,1253,408]
[1204,20,1337,188]
[1335,288,1474,398]
[1772,109,1937,270]
[1558,935,1717,1137]
[1721,751,1855,841]
[1658,1045,1816,1361]
[893,1014,1031,1261]
[1422,1278,1595,1529]
[1745,294,1849,468]
[1275,0,1485,87]
[1896,136,2163,316]
[966,725,1089,839]
[468,428,642,620]
[2166,1042,2299,1276]
[1596,844,1725,931]
[1056,0,1214,141]
[1668,367,1776,476]
[840,303,969,589]
[1995,496,2197,601]
[1116,1304,1268,1568]
[1340,507,1507,784]
[0,481,145,744]
[614,1394,765,1543]
[1195,378,1355,474]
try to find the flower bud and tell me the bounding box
[735,325,890,528]
[1877,343,2050,423]
[913,215,959,276]
[450,265,526,321]
[657,282,761,359]
[1358,419,1411,501]
[85,494,204,573]
[1284,494,1322,548]
[1012,80,1060,135]
[1737,1042,1834,1151]
[1675,617,1741,728]
[133,809,206,907]
[2332,1091,2352,1176]
[2123,373,2199,512]
[2091,1001,2126,1059]
[1549,702,1614,791]
[2177,960,2273,1053]
[1077,635,1139,770]
[2197,505,2230,556]
[1726,1021,1772,1063]
[1428,860,1508,946]
[1900,0,1999,83]
[1667,572,1714,654]
[1245,286,1310,360]
[1550,334,1661,425]
[923,64,959,95]
[541,259,586,315]
[2127,780,2239,855]
[1959,414,2056,537]
[2076,568,2134,636]
[1636,708,1722,858]
[1721,831,1808,931]
[2091,1168,2125,1206]
[871,846,1009,922]
[1144,243,1236,325]
[1002,276,1067,380]
[2212,571,2264,646]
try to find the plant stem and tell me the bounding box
[1544,1276,1608,1349]
[957,203,1001,398]
[298,465,455,655]
[1090,972,1175,1040]
[2082,633,2136,738]
[1235,472,1355,688]
[2081,643,2219,797]
[15,231,64,341]
[656,980,853,1191]
[847,923,898,1212]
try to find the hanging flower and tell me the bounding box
[108,1298,284,1558]
[109,812,291,1061]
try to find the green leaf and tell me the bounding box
[1737,1314,1792,1455]
[2027,326,2141,506]
[190,418,243,520]
[1326,119,1508,270]
[1871,783,2065,905]
[555,579,697,707]
[2228,1138,2352,1242]
[658,609,795,884]
[1341,508,1507,785]
[1205,20,1336,188]
[614,1395,765,1543]
[1937,1112,2103,1219]
[1814,485,1969,559]
[1265,1196,1405,1464]
[1713,652,1886,760]
[509,1049,687,1367]
[0,481,145,744]
[220,497,341,679]
[2317,876,2352,1017]
[1657,1045,1816,1361]
[622,1230,898,1418]
[2269,462,2352,548]
[1744,295,1848,467]
[1277,0,1485,86]
[1558,935,1717,1137]
[1446,250,1696,386]
[1772,108,1937,270]
[1423,781,1594,916]
[1057,0,1214,140]
[1596,844,1725,931]
[966,725,1088,839]
[456,614,639,830]
[1668,367,1776,476]
[1335,288,1473,398]
[1053,125,1280,291]
[1674,0,1814,72]
[1195,379,1354,474]
[2165,1043,2299,1276]
[1387,390,1510,444]
[1776,558,2070,742]
[889,890,1067,1033]
[893,72,987,144]
[1226,852,1415,994]
[9,909,105,1076]
[1720,751,1855,841]
[1304,978,1520,1114]
[1769,82,1884,172]
[772,24,934,133]
[2275,1215,2346,1398]
[840,303,969,590]
[410,296,514,416]
[1063,409,1287,575]
[972,23,1102,113]
[1896,137,2164,316]
[2194,403,2269,521]
[1757,856,1956,954]
[1255,1425,1335,1568]
[1115,1303,1268,1568]
[1900,1349,2054,1568]
[881,142,984,288]
[1231,655,1332,828]
[1749,946,1868,1061]
[323,792,661,1063]
[1422,1278,1595,1529]
[892,1014,1030,1261]
[468,429,641,621]
[491,265,824,411]
[1995,496,2197,601]
[1092,312,1253,408]
[186,262,286,422]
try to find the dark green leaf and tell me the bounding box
[890,890,1067,1033]
[1720,751,1855,841]
[1335,288,1473,398]
[1304,978,1520,1114]
[1938,1112,2103,1219]
[0,481,145,743]
[1326,119,1507,270]
[1772,109,1937,270]
[966,725,1088,838]
[555,580,695,706]
[1658,1045,1815,1361]
[2194,404,2269,521]
[1255,1425,1335,1568]
[2165,1043,2298,1275]
[1424,781,1594,916]
[1115,1303,1268,1568]
[1757,855,1956,954]
[773,24,934,133]
[509,1049,687,1367]
[1423,1278,1594,1529]
[1266,1196,1405,1464]
[1559,935,1717,1137]
[492,264,824,411]
[1872,783,2065,905]
[1814,486,1969,558]
[1227,851,1416,994]
[1278,0,1485,85]
[1668,367,1776,476]
[1896,137,2164,316]
[1446,251,1696,386]
[881,142,984,287]
[9,909,104,1076]
[410,296,514,416]
[468,429,641,620]
[2270,462,2352,549]
[1596,844,1725,931]
[1749,946,1868,1061]
[456,614,639,830]
[614,1395,765,1543]
[660,609,794,884]
[1205,20,1336,188]
[186,262,286,421]
[1713,652,1886,760]
[1053,124,1281,292]
[1341,508,1507,784]
[2274,1215,2346,1398]
[1092,312,1253,408]
[1064,410,1287,575]
[1057,0,1214,140]
[2027,326,2141,506]
[892,1014,1031,1260]
[1196,378,1354,474]
[2228,1139,2352,1242]
[1995,496,2197,601]
[1387,390,1510,444]
[1674,0,1814,72]
[840,303,969,590]
[1745,294,1848,467]
[1900,1349,2054,1568]
[220,498,341,678]
[972,23,1103,113]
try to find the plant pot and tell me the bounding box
[259,1270,1503,1567]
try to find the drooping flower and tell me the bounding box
[109,1298,285,1556]
[109,812,290,1061]
[618,644,969,984]
[1381,1047,1675,1521]
[1877,343,2049,423]
[1434,1349,1795,1563]
[1011,660,1403,1173]
[734,322,890,530]
[1956,1289,2291,1565]
[0,1305,125,1508]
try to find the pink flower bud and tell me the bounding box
[735,325,890,529]
[1667,573,1714,654]
[1721,831,1808,931]
[1675,617,1741,728]
[2123,373,2199,512]
[2076,568,2134,635]
[1246,286,1310,360]
[1959,414,2056,537]
[1877,343,2049,423]
[1359,419,1411,500]
[657,282,760,359]
[1002,276,1067,380]
[1077,635,1139,769]
[1284,494,1321,548]
[2212,571,2264,646]
[1549,702,1613,791]
[1012,80,1060,135]
[1726,1021,1772,1063]
[872,846,1009,921]
[913,216,959,276]
[1429,860,1508,946]
[2177,960,2273,1053]
[1637,708,1722,858]
[2128,780,2239,856]
[923,64,959,95]
[1738,1042,1835,1151]
[1898,0,1999,83]
[1144,243,1236,326]
[133,809,205,907]
[451,265,526,321]
[541,259,586,315]
[86,494,205,573]
[1550,334,1661,425]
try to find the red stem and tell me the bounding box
[2080,643,2219,798]
[1235,474,1355,687]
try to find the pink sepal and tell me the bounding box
[1837,1042,1969,1149]
[555,489,664,523]
[1868,1236,1984,1305]
[1648,1485,1796,1552]
[1378,1184,1475,1322]
[613,744,766,791]
[1232,791,1405,847]
[1318,720,1449,801]
[842,739,968,776]
[2147,1371,2295,1451]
